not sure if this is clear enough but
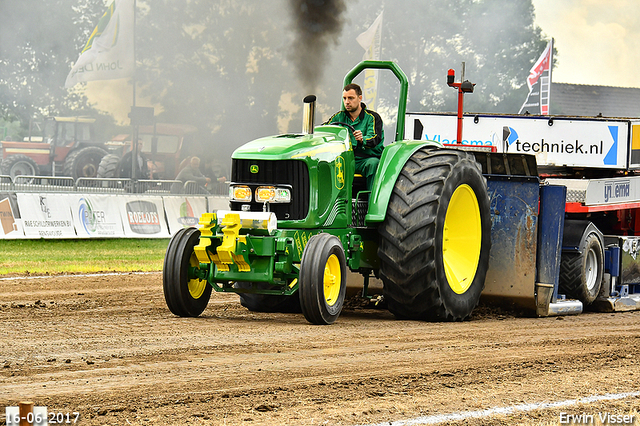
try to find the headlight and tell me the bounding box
[230,185,252,202]
[255,186,291,203]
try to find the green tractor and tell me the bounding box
[163,61,492,324]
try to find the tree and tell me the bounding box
[0,1,107,125]
[339,0,548,116]
[135,1,296,160]
[132,0,548,158]
[1,0,549,152]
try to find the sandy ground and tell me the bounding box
[0,272,639,425]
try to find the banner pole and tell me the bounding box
[131,0,138,182]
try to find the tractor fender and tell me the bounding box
[365,140,441,224]
[562,219,604,254]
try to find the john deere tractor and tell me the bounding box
[163,61,492,324]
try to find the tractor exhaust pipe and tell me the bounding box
[302,95,316,134]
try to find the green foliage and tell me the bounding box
[351,0,548,114]
[0,0,549,152]
[0,239,169,275]
[0,0,120,136]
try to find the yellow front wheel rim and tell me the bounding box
[188,251,207,299]
[324,254,341,306]
[443,184,482,294]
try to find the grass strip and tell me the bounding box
[0,239,170,275]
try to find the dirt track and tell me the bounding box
[0,272,639,425]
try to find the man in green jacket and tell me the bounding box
[326,83,384,191]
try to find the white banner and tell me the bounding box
[72,195,126,238]
[208,195,229,212]
[164,196,208,236]
[17,193,76,239]
[65,0,134,87]
[1,193,212,240]
[408,113,631,170]
[119,196,170,238]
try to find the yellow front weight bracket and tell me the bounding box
[194,213,216,264]
[215,213,250,272]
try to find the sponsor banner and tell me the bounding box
[208,195,229,212]
[72,194,125,238]
[0,193,24,239]
[585,176,640,205]
[119,196,169,238]
[17,193,76,238]
[163,196,208,235]
[408,113,630,169]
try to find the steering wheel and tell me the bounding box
[330,121,356,133]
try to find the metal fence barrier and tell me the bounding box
[0,175,229,196]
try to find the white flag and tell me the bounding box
[65,0,134,88]
[356,11,383,110]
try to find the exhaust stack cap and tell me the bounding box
[302,95,316,135]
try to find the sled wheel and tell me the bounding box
[97,154,121,178]
[299,233,347,325]
[378,148,491,321]
[163,227,211,317]
[559,232,603,305]
[64,146,108,179]
[236,281,301,313]
[1,154,39,181]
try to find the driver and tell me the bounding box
[325,83,384,191]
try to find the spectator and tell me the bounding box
[171,156,210,194]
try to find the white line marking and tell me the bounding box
[0,271,161,281]
[358,391,640,426]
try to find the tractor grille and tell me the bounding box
[230,159,309,220]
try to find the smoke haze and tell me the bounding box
[287,0,347,91]
[1,0,557,170]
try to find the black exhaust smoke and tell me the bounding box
[288,0,347,90]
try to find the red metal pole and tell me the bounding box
[457,86,464,144]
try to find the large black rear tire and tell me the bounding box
[378,148,491,321]
[163,227,212,317]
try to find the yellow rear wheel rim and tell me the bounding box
[443,184,482,294]
[188,251,207,299]
[324,254,341,306]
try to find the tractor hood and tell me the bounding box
[232,126,351,163]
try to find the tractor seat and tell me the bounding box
[353,173,367,195]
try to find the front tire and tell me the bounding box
[299,233,347,325]
[559,232,603,305]
[378,148,491,321]
[1,154,39,180]
[163,227,212,317]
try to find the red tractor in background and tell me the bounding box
[97,123,198,180]
[0,116,108,180]
[97,122,228,193]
